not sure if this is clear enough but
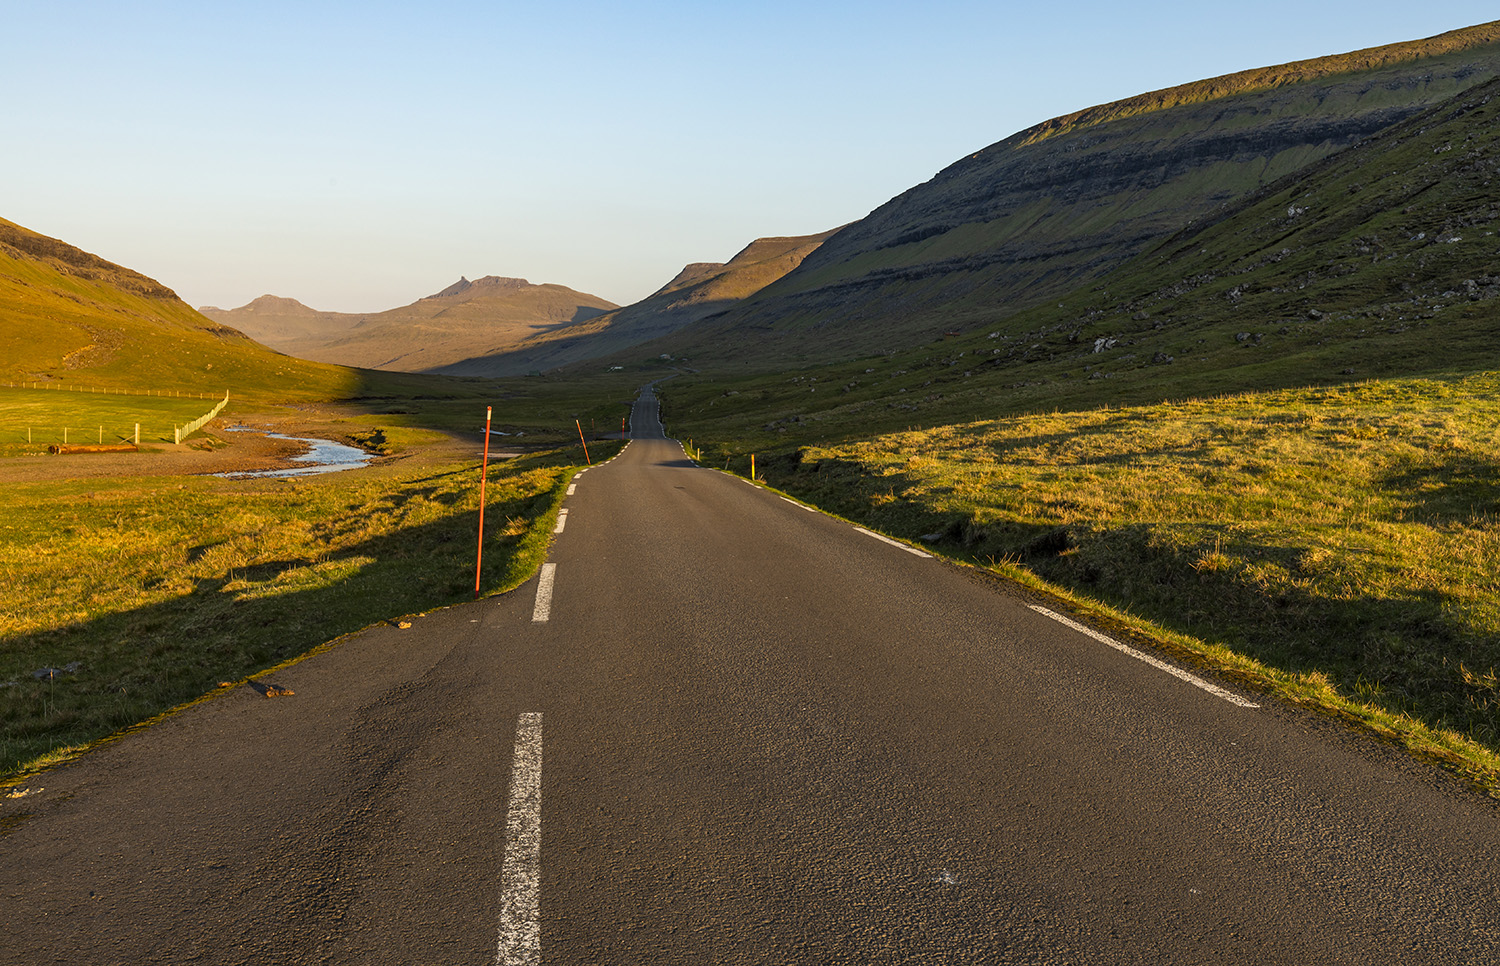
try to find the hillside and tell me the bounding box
[437,231,837,376]
[0,217,356,400]
[651,20,1500,369]
[197,295,357,347]
[666,70,1500,441]
[203,277,618,373]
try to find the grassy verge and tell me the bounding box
[696,373,1500,794]
[0,441,618,779]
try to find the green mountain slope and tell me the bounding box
[202,276,618,373]
[660,19,1500,369]
[667,71,1500,444]
[0,217,355,400]
[440,231,836,376]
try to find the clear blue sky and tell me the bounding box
[5,2,1497,312]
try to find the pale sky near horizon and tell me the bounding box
[6,2,1497,313]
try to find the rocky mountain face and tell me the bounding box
[0,217,180,302]
[437,231,837,376]
[202,278,618,373]
[426,275,539,300]
[661,20,1500,367]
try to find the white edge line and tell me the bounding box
[496,712,543,966]
[553,509,568,534]
[854,526,932,559]
[566,483,576,495]
[779,496,816,512]
[1028,605,1259,708]
[531,563,556,622]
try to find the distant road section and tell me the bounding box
[3,388,1500,964]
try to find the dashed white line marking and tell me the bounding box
[566,483,576,495]
[853,527,932,558]
[553,509,568,534]
[1027,605,1259,708]
[531,564,556,623]
[495,712,543,966]
[780,497,816,513]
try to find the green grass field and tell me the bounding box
[0,439,620,778]
[0,386,228,454]
[0,371,645,780]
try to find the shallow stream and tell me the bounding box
[218,428,375,479]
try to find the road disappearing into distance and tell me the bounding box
[4,385,1500,964]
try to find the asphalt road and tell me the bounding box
[4,386,1500,964]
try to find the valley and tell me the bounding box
[4,21,1500,960]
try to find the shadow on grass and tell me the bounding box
[1379,455,1500,524]
[0,459,564,777]
[769,451,1500,751]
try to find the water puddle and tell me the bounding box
[217,428,375,479]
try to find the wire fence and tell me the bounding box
[1,383,233,449]
[3,381,223,399]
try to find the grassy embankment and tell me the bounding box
[0,375,638,780]
[675,375,1500,792]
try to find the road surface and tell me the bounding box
[4,385,1499,964]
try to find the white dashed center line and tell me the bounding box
[1028,605,1259,708]
[531,564,556,623]
[495,712,543,966]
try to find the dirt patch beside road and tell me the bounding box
[0,429,315,484]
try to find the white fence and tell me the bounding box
[175,393,230,444]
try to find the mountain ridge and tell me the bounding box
[436,230,838,376]
[646,19,1500,370]
[201,277,618,372]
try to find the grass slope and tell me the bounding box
[0,443,616,777]
[0,217,358,402]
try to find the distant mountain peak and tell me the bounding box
[244,294,317,314]
[427,276,531,299]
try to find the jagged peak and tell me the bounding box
[427,275,532,299]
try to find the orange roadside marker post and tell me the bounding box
[474,405,493,599]
[576,419,591,465]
